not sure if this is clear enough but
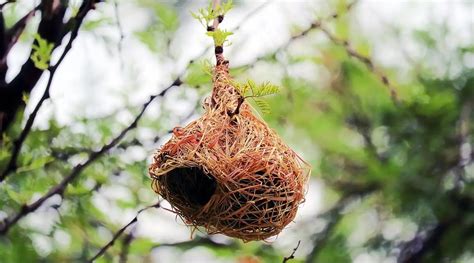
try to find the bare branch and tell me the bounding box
[0,0,68,132]
[0,0,15,10]
[397,224,447,263]
[88,202,161,262]
[231,0,359,69]
[211,0,221,31]
[318,24,398,102]
[282,240,301,263]
[0,7,38,81]
[113,0,125,70]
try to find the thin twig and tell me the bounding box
[318,24,398,101]
[88,202,161,262]
[231,0,359,68]
[282,240,301,263]
[0,0,15,9]
[0,0,96,182]
[156,236,240,250]
[211,0,221,30]
[453,102,472,189]
[113,0,125,70]
[230,1,397,102]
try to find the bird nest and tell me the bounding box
[149,56,310,242]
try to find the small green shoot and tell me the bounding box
[21,92,29,104]
[206,29,233,46]
[199,59,213,76]
[31,34,54,70]
[232,80,280,114]
[191,0,233,28]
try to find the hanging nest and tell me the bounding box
[149,55,310,242]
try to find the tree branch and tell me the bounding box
[0,1,15,10]
[317,24,398,102]
[231,0,359,69]
[282,240,301,263]
[88,202,161,262]
[0,0,69,132]
[0,0,97,181]
[211,0,221,31]
[113,0,125,70]
[0,6,39,82]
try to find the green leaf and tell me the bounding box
[185,60,212,86]
[16,155,55,173]
[31,34,54,70]
[253,98,271,114]
[135,28,159,53]
[83,17,113,31]
[21,92,29,104]
[154,3,179,31]
[221,0,233,14]
[206,29,233,46]
[130,239,155,254]
[253,82,280,97]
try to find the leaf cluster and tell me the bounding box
[191,0,233,28]
[232,79,280,114]
[192,1,234,47]
[31,34,54,70]
[206,29,233,46]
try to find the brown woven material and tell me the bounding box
[149,54,310,241]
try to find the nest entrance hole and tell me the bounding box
[163,167,217,207]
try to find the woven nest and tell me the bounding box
[149,55,310,241]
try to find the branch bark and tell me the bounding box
[0,0,68,132]
[282,240,301,263]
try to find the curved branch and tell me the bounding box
[318,24,398,102]
[282,240,301,263]
[88,202,161,262]
[231,0,359,69]
[0,0,68,132]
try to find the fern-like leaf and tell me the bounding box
[253,98,271,114]
[253,82,280,97]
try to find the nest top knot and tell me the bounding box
[149,55,310,241]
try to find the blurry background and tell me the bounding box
[0,0,473,262]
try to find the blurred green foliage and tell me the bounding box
[0,0,473,262]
